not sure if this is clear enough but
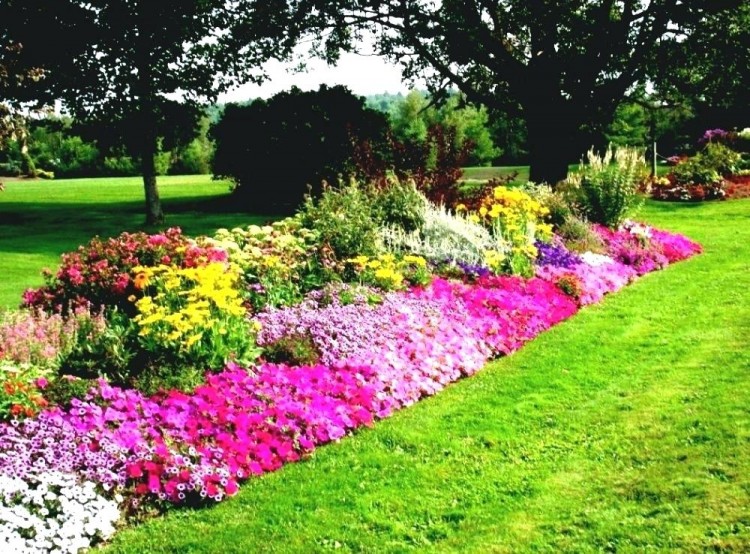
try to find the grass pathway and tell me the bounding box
[98,199,750,553]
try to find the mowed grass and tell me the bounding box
[98,198,750,553]
[0,175,273,308]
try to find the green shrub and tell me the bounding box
[671,158,722,186]
[211,85,390,213]
[103,154,138,176]
[371,181,427,232]
[669,143,742,187]
[43,376,99,409]
[568,146,646,228]
[53,136,100,178]
[298,182,383,260]
[0,161,22,177]
[58,309,137,385]
[170,138,212,175]
[700,143,742,176]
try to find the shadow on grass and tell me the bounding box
[0,195,283,257]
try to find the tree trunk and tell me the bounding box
[141,133,164,226]
[523,92,580,187]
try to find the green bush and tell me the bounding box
[371,181,427,232]
[298,182,383,260]
[211,85,391,213]
[169,138,212,175]
[0,161,22,177]
[54,136,101,178]
[58,309,137,385]
[43,376,99,409]
[568,146,647,229]
[671,158,722,186]
[669,143,742,186]
[700,143,742,176]
[103,154,139,176]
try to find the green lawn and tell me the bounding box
[96,198,750,553]
[0,175,272,308]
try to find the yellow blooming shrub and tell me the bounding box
[345,254,430,291]
[132,262,260,373]
[470,185,552,276]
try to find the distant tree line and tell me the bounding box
[0,113,213,179]
[3,82,742,192]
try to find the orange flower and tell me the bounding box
[133,272,149,290]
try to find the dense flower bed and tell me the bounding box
[0,184,703,550]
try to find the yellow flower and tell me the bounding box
[455,203,467,211]
[185,333,203,349]
[347,255,369,266]
[402,255,427,267]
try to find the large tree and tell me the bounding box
[1,0,304,224]
[652,2,750,137]
[304,0,745,185]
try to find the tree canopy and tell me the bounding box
[1,0,306,223]
[303,0,746,184]
[211,85,391,213]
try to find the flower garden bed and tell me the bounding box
[0,180,702,552]
[652,129,750,202]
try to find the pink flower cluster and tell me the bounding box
[593,224,670,275]
[536,259,636,305]
[0,308,106,367]
[534,226,702,305]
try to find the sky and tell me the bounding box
[217,51,420,103]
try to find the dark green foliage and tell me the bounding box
[58,309,137,385]
[261,332,320,366]
[19,152,35,177]
[211,85,391,213]
[0,141,22,176]
[43,376,98,409]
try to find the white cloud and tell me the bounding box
[218,51,419,103]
